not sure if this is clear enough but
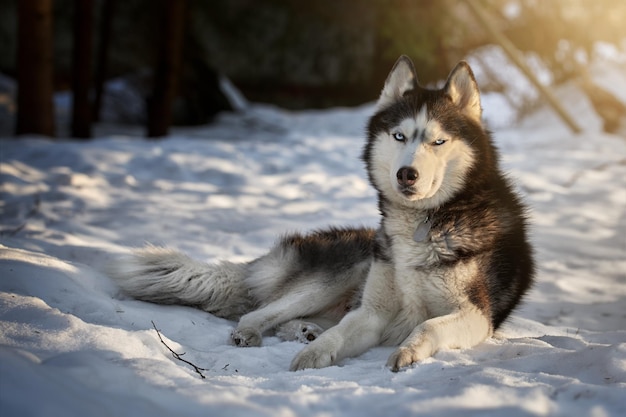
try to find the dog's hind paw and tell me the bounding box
[231,327,262,347]
[276,320,324,343]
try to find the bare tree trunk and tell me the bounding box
[464,0,581,134]
[93,0,116,122]
[71,0,94,139]
[16,0,55,137]
[147,0,186,138]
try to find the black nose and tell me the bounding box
[396,167,418,186]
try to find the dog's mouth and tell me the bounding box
[397,177,439,200]
[398,186,420,199]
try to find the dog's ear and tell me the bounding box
[444,61,482,123]
[377,55,418,109]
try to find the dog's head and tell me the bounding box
[364,56,487,209]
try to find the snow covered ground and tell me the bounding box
[1,67,626,415]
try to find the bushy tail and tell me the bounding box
[108,245,254,320]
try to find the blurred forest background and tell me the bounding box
[0,0,625,138]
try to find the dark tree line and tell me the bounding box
[147,0,186,138]
[71,0,94,138]
[16,0,195,139]
[17,0,55,137]
[13,0,624,138]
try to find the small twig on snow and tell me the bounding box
[151,320,208,379]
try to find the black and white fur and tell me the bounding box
[109,56,534,372]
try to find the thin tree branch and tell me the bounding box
[151,320,208,379]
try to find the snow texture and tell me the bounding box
[1,67,626,416]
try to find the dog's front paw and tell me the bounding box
[231,327,262,347]
[289,343,336,371]
[276,320,324,343]
[386,343,432,372]
[386,347,417,372]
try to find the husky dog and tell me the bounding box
[110,56,534,372]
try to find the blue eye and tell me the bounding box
[433,138,446,146]
[392,132,406,142]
